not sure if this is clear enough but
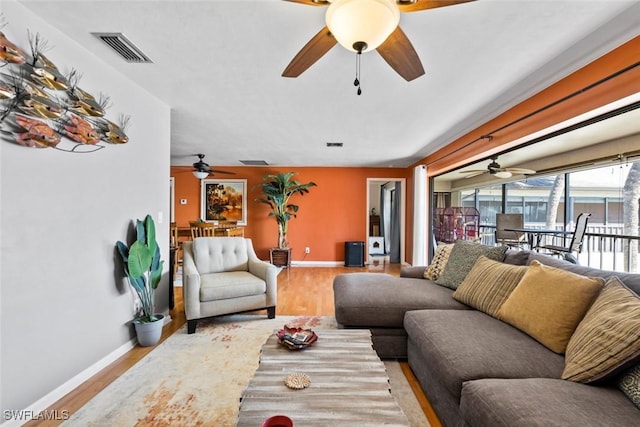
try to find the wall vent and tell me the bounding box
[326,142,343,147]
[92,33,152,63]
[240,160,269,166]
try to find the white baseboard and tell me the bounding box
[2,315,173,427]
[291,260,343,267]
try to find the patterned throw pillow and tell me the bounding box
[617,364,640,409]
[434,240,507,290]
[497,260,604,354]
[452,256,528,317]
[423,243,454,280]
[563,277,640,383]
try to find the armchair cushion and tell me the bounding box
[200,271,267,301]
[193,237,249,273]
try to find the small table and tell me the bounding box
[237,329,409,426]
[504,228,573,249]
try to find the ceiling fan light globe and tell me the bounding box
[326,0,400,52]
[494,171,512,179]
[193,171,209,179]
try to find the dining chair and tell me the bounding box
[170,222,180,275]
[534,212,591,263]
[495,213,526,248]
[189,221,215,239]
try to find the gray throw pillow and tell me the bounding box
[435,240,507,290]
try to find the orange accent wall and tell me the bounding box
[172,166,411,262]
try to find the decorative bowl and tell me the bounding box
[262,414,294,427]
[276,326,318,350]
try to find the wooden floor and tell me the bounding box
[26,261,441,427]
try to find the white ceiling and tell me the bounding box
[15,0,640,168]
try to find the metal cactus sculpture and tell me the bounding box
[116,214,164,323]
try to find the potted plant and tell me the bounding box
[116,214,165,346]
[256,172,316,267]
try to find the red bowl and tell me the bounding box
[262,414,294,427]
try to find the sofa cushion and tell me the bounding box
[617,364,640,409]
[193,237,249,274]
[503,249,530,266]
[563,277,640,383]
[404,310,565,401]
[460,378,640,427]
[453,256,528,317]
[334,273,469,328]
[199,271,266,301]
[435,240,507,290]
[496,260,604,353]
[527,251,640,295]
[423,243,453,280]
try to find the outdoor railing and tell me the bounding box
[476,224,640,273]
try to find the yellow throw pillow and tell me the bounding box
[424,243,453,280]
[453,256,528,317]
[496,260,604,354]
[563,277,640,383]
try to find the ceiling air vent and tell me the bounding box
[92,33,152,63]
[240,160,269,166]
[326,142,343,147]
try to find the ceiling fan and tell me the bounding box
[282,0,474,82]
[460,156,536,179]
[190,154,235,179]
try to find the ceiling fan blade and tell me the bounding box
[376,26,425,82]
[505,168,536,175]
[283,0,330,6]
[282,26,337,78]
[398,0,475,13]
[209,169,236,175]
[461,170,486,179]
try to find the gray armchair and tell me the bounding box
[182,237,278,334]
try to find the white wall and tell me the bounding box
[0,2,171,416]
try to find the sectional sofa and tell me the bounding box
[333,241,640,426]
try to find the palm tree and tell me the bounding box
[546,175,565,229]
[256,172,317,249]
[623,162,640,272]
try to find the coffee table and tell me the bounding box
[236,329,409,426]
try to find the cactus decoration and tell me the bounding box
[116,214,164,323]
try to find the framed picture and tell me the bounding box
[200,179,247,226]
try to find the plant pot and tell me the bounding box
[270,248,292,268]
[133,314,165,347]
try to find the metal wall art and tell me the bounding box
[0,19,130,153]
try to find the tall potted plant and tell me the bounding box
[256,172,316,266]
[116,214,165,346]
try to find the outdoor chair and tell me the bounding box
[495,213,526,248]
[533,212,591,263]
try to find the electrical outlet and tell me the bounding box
[305,247,310,254]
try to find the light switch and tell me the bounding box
[157,211,163,224]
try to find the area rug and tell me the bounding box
[63,315,429,426]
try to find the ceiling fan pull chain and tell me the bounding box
[354,51,362,95]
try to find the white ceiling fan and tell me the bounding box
[460,156,536,179]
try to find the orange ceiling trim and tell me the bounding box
[419,35,640,177]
